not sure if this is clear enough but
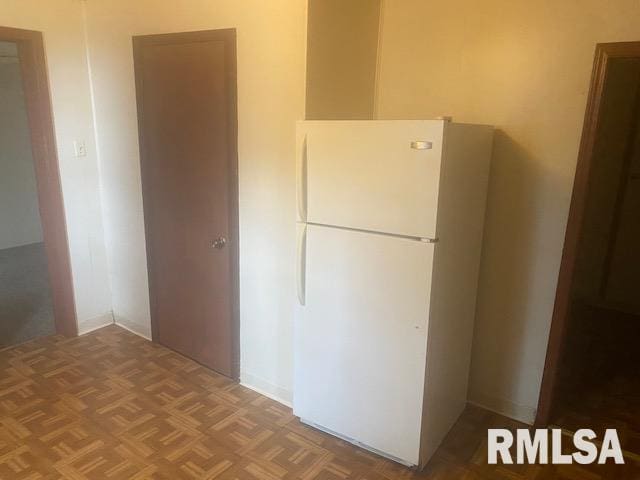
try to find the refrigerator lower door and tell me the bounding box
[294,224,435,466]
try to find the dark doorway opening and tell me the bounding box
[0,26,77,345]
[538,42,640,456]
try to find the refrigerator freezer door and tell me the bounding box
[293,224,435,465]
[297,120,444,239]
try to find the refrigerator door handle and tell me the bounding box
[296,224,307,305]
[297,135,308,222]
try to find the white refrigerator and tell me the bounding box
[294,120,493,467]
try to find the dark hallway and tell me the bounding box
[552,55,640,456]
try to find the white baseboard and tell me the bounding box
[77,311,114,335]
[108,321,292,410]
[113,316,152,341]
[240,371,293,407]
[467,394,536,425]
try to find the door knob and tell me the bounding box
[212,237,227,249]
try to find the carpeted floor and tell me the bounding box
[0,242,55,348]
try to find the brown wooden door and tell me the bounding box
[134,30,239,378]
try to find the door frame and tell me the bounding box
[536,41,640,425]
[0,26,77,337]
[133,29,240,379]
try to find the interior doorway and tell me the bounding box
[133,29,240,378]
[0,26,76,344]
[538,42,640,455]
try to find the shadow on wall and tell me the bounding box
[469,129,566,420]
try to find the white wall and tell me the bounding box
[1,0,113,332]
[376,0,640,423]
[84,0,307,402]
[0,50,43,250]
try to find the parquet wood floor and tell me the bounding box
[555,373,640,457]
[554,303,640,458]
[0,325,637,479]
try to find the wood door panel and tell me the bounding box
[134,30,238,378]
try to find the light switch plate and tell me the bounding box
[73,140,87,157]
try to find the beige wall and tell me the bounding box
[84,0,307,403]
[1,0,113,332]
[376,0,640,422]
[0,53,43,250]
[306,0,380,119]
